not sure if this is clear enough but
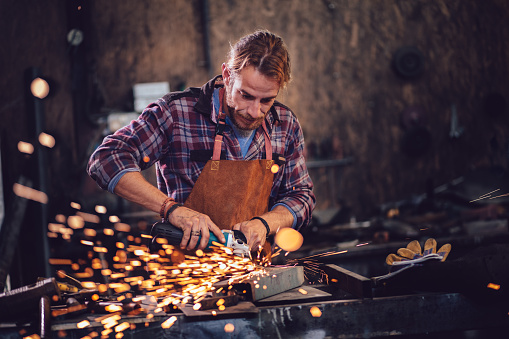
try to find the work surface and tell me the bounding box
[50,291,509,338]
[2,268,509,339]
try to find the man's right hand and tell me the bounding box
[167,206,226,251]
[114,172,225,251]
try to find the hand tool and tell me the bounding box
[150,222,250,257]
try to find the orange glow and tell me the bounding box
[77,320,90,329]
[298,288,308,295]
[274,228,304,252]
[31,77,50,99]
[93,247,108,253]
[115,322,130,332]
[270,164,279,173]
[114,223,131,232]
[161,316,177,329]
[109,215,120,223]
[70,202,81,210]
[224,323,235,333]
[143,156,150,163]
[487,283,501,290]
[17,141,34,154]
[38,132,55,148]
[95,205,107,214]
[104,228,115,236]
[101,269,112,276]
[192,303,201,310]
[13,183,48,204]
[49,258,72,265]
[105,305,123,312]
[81,281,96,289]
[218,305,226,311]
[310,306,322,317]
[55,214,66,223]
[84,228,97,237]
[68,215,85,229]
[77,211,100,223]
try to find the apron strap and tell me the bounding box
[212,88,227,161]
[261,120,272,160]
[212,87,272,161]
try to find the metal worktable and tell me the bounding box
[46,291,509,338]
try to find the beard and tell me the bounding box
[224,84,266,131]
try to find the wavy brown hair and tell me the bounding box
[226,30,291,88]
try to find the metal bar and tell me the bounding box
[231,266,304,301]
[306,157,353,169]
[321,264,373,298]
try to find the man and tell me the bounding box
[87,30,315,252]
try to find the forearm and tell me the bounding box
[259,205,294,236]
[113,171,168,213]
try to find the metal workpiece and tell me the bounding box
[231,266,305,301]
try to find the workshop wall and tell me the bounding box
[2,0,509,221]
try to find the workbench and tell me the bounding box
[2,273,508,338]
[46,291,509,338]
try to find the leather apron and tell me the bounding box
[184,88,275,230]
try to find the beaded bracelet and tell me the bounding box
[159,197,174,219]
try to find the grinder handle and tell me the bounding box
[150,222,222,249]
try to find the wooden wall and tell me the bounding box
[2,0,509,220]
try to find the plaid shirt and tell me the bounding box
[87,76,316,230]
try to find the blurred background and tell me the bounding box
[1,0,509,289]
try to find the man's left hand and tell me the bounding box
[232,219,267,251]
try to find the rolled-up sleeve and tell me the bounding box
[87,104,169,192]
[273,117,316,231]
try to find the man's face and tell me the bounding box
[222,65,280,131]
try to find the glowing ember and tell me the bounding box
[270,164,279,173]
[17,141,34,154]
[310,306,322,317]
[13,183,48,204]
[70,202,81,210]
[224,323,235,333]
[298,288,308,295]
[68,216,85,229]
[77,212,100,223]
[114,223,131,232]
[31,77,50,99]
[161,316,177,329]
[274,228,303,252]
[487,283,501,290]
[104,228,115,236]
[77,320,90,329]
[109,215,121,223]
[39,132,55,148]
[469,189,509,202]
[114,322,130,332]
[95,205,107,214]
